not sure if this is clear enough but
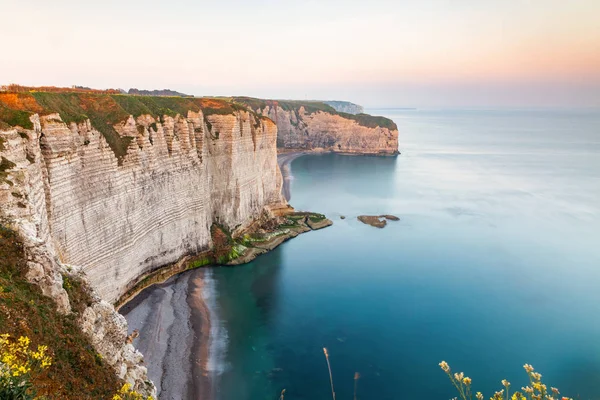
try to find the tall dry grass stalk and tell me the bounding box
[323,347,336,400]
[354,372,360,400]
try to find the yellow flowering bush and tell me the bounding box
[0,334,52,399]
[112,383,154,400]
[439,361,572,400]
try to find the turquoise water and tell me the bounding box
[210,109,600,400]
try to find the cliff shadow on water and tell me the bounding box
[290,153,400,206]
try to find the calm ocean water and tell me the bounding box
[130,108,600,400]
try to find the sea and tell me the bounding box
[124,108,600,400]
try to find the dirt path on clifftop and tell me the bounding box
[277,152,308,201]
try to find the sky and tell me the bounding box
[1,0,599,108]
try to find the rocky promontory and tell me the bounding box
[233,97,399,155]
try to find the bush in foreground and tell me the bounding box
[0,334,51,399]
[439,361,572,400]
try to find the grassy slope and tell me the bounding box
[232,96,398,131]
[0,225,122,399]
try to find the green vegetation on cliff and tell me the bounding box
[31,92,134,163]
[232,96,398,131]
[0,104,33,130]
[127,88,192,97]
[0,89,263,164]
[0,225,122,399]
[0,156,16,186]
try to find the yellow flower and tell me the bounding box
[17,336,30,348]
[476,392,484,400]
[523,364,534,373]
[463,377,472,385]
[522,386,534,394]
[0,333,52,387]
[120,383,132,394]
[439,361,450,373]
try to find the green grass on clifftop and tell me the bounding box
[0,91,260,163]
[0,225,122,399]
[31,92,134,163]
[344,113,398,130]
[232,97,397,131]
[0,104,33,130]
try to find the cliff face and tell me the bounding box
[323,100,364,115]
[0,93,286,396]
[1,101,283,302]
[40,111,282,303]
[234,97,399,155]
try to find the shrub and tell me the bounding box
[0,334,52,400]
[0,225,122,398]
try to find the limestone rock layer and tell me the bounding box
[1,109,284,303]
[265,105,399,154]
[323,100,364,115]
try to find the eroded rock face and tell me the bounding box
[323,101,364,115]
[80,298,153,394]
[259,105,398,154]
[0,107,285,397]
[28,110,283,303]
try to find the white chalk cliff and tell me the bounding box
[0,105,284,396]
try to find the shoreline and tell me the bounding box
[120,269,218,400]
[122,154,333,400]
[188,270,213,400]
[277,151,308,201]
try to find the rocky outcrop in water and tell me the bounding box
[357,215,400,228]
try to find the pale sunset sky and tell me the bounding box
[1,0,599,107]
